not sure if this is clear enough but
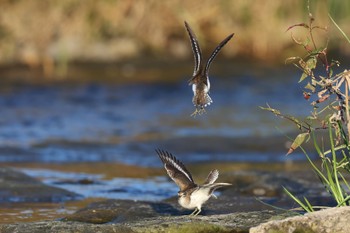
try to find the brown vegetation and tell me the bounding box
[0,0,349,77]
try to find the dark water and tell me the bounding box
[0,65,311,166]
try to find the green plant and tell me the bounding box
[262,6,350,212]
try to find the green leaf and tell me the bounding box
[304,82,316,92]
[306,57,317,70]
[311,78,317,86]
[287,133,310,155]
[285,56,301,64]
[299,72,308,83]
[259,106,281,115]
[302,37,310,47]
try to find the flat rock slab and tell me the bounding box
[0,210,295,233]
[0,221,135,233]
[60,196,290,224]
[250,206,350,233]
[0,167,80,202]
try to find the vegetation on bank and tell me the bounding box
[263,4,350,212]
[0,0,349,77]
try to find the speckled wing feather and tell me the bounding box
[204,169,219,184]
[204,33,234,77]
[156,149,197,191]
[184,21,203,79]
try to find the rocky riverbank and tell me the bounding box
[1,163,347,232]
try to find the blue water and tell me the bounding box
[0,64,326,203]
[0,65,312,166]
[20,168,177,201]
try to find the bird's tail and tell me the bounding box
[192,93,212,108]
[204,94,213,107]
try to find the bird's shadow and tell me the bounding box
[150,202,189,216]
[150,202,219,216]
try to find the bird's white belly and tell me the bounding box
[192,83,196,95]
[179,188,211,209]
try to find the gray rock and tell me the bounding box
[127,210,296,232]
[0,221,136,233]
[0,167,80,202]
[61,193,282,224]
[0,210,296,233]
[250,206,350,233]
[62,199,166,223]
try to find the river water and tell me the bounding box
[0,63,311,164]
[0,62,322,222]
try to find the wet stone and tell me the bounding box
[63,199,178,223]
[0,167,81,203]
[224,170,307,197]
[63,208,119,224]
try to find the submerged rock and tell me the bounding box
[0,167,80,203]
[250,206,350,233]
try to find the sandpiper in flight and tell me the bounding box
[156,149,231,216]
[184,21,234,116]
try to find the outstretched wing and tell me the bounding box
[207,183,232,195]
[204,169,219,184]
[204,33,234,77]
[184,21,203,78]
[156,149,196,191]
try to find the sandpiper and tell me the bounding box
[184,21,234,116]
[156,149,231,216]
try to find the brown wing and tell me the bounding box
[156,149,197,191]
[204,33,234,77]
[204,169,219,184]
[184,21,203,79]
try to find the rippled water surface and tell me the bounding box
[0,64,311,165]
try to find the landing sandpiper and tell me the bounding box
[184,21,234,116]
[156,149,231,216]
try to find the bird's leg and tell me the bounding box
[189,208,198,216]
[198,107,206,115]
[193,208,201,216]
[190,109,199,117]
[190,107,206,117]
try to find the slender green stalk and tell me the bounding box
[329,125,345,204]
[329,14,350,44]
[283,187,313,213]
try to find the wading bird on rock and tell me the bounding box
[156,149,231,216]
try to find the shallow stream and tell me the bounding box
[0,61,323,223]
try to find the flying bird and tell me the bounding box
[184,21,234,116]
[156,149,231,216]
